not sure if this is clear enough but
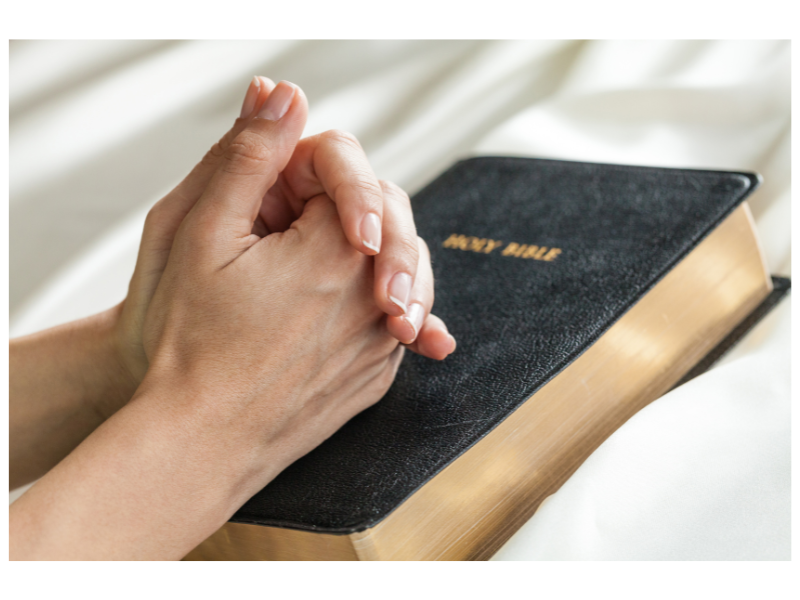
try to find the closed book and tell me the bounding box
[185,156,773,561]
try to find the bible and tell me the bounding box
[185,156,774,560]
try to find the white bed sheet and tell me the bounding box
[9,40,791,560]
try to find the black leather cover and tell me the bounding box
[233,156,759,533]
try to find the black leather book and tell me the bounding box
[186,157,774,561]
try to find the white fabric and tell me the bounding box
[9,41,791,559]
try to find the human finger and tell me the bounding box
[372,180,420,317]
[278,130,385,256]
[403,314,457,361]
[160,76,275,225]
[187,80,309,257]
[386,237,432,344]
[276,137,419,317]
[118,77,277,380]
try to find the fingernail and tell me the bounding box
[387,272,412,314]
[404,303,425,340]
[239,76,262,118]
[256,80,296,121]
[360,212,382,254]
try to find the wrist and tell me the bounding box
[132,368,285,511]
[9,306,145,490]
[88,304,141,419]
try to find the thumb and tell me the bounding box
[290,193,348,250]
[189,80,308,254]
[265,194,357,266]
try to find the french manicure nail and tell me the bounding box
[256,80,296,121]
[239,76,261,118]
[360,212,382,254]
[405,303,425,340]
[388,272,412,314]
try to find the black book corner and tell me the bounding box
[232,156,766,533]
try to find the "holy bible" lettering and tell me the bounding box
[442,233,562,261]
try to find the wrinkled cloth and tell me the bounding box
[9,40,791,560]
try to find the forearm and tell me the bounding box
[9,373,269,561]
[9,305,138,490]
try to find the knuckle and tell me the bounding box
[321,128,362,151]
[221,132,275,175]
[144,199,170,229]
[200,141,227,168]
[395,232,421,264]
[304,193,340,225]
[185,210,223,244]
[145,199,164,221]
[337,178,384,201]
[379,228,420,278]
[380,180,411,206]
[331,178,384,214]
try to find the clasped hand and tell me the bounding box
[138,77,455,486]
[121,77,455,389]
[9,78,454,560]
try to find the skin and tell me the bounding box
[9,79,455,559]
